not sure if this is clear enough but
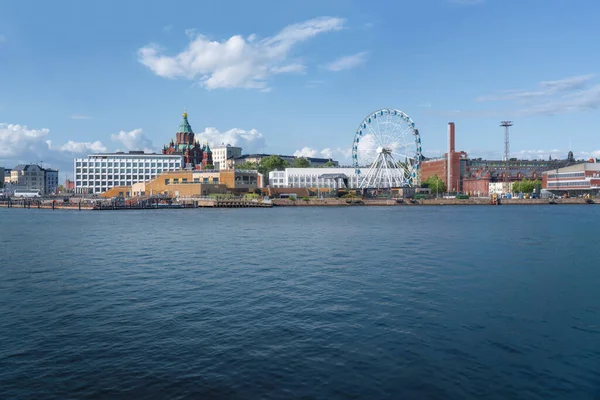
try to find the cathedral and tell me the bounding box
[162,110,213,169]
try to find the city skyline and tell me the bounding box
[1,0,599,178]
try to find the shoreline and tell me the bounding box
[0,197,596,210]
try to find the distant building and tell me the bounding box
[269,167,359,189]
[0,167,4,187]
[162,110,213,169]
[10,164,46,193]
[3,169,11,185]
[543,162,600,195]
[74,152,183,194]
[65,179,75,191]
[212,144,242,170]
[44,169,59,194]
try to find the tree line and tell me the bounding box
[236,156,336,175]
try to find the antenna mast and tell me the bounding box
[500,121,513,187]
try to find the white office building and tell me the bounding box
[212,144,242,170]
[74,151,183,194]
[269,167,360,189]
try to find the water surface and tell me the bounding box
[1,206,599,399]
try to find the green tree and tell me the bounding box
[57,184,65,193]
[422,174,446,195]
[258,155,289,176]
[203,164,215,170]
[321,160,336,167]
[512,178,540,194]
[237,161,258,170]
[292,157,310,168]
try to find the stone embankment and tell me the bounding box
[272,197,597,206]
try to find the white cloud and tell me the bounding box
[476,74,600,116]
[49,140,107,153]
[111,128,155,152]
[69,114,92,120]
[0,123,51,157]
[194,127,266,153]
[138,16,345,90]
[325,51,368,72]
[0,123,108,172]
[320,148,333,158]
[293,147,317,157]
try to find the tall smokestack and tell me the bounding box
[448,122,455,153]
[448,122,455,192]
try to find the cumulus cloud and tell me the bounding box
[293,147,318,157]
[49,140,107,153]
[325,51,368,72]
[477,74,600,116]
[0,123,109,172]
[0,123,51,157]
[194,127,266,153]
[111,128,155,152]
[138,16,345,90]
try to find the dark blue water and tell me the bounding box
[1,206,599,399]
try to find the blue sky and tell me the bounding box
[1,0,599,178]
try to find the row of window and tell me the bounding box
[547,172,585,179]
[76,161,179,167]
[164,177,219,184]
[76,169,166,174]
[547,181,590,187]
[77,175,153,180]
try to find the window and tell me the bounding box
[173,178,179,184]
[165,179,170,185]
[182,178,188,183]
[194,178,199,183]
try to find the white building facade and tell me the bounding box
[74,152,183,194]
[211,144,242,170]
[269,167,360,189]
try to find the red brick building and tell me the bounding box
[162,111,213,169]
[420,122,467,192]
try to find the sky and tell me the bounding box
[1,0,600,179]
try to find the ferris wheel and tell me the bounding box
[352,108,422,189]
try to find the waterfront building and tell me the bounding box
[73,151,183,194]
[3,168,11,185]
[101,169,263,198]
[162,110,213,169]
[212,144,242,170]
[10,164,46,193]
[44,169,59,194]
[543,162,600,195]
[0,167,4,187]
[269,167,359,189]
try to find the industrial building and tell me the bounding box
[420,122,576,196]
[543,162,600,195]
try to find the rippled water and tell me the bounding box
[1,206,599,399]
